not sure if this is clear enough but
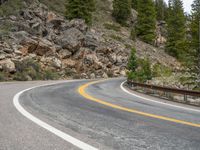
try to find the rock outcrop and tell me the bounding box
[0,1,181,82]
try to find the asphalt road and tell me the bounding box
[1,78,200,150]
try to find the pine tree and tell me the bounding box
[155,0,168,21]
[112,0,131,25]
[165,0,187,58]
[136,0,156,44]
[65,0,95,24]
[190,0,200,87]
[131,0,138,10]
[128,48,138,71]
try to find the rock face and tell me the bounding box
[0,1,181,81]
[0,1,129,79]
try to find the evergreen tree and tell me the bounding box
[155,0,168,21]
[128,48,138,71]
[165,0,187,58]
[65,0,95,24]
[190,0,200,87]
[112,0,131,25]
[136,0,156,44]
[131,0,138,10]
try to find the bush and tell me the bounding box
[0,72,6,81]
[128,57,152,83]
[43,69,59,80]
[104,23,121,31]
[130,27,136,41]
[152,64,172,77]
[0,0,25,17]
[110,34,123,42]
[113,0,132,25]
[127,48,137,71]
[65,0,95,24]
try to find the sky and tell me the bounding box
[164,0,193,13]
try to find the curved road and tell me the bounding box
[1,78,200,150]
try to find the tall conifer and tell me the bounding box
[112,0,131,25]
[136,0,156,44]
[65,0,95,24]
[190,0,200,87]
[165,0,187,58]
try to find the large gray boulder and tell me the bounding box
[57,28,85,54]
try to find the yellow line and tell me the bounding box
[78,80,200,128]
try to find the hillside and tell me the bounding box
[0,0,185,87]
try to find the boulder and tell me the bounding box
[109,53,117,63]
[3,48,13,54]
[12,31,29,43]
[57,28,85,54]
[102,72,108,78]
[0,54,6,60]
[20,38,38,53]
[20,38,55,56]
[59,49,72,59]
[62,59,76,68]
[68,19,88,32]
[52,58,62,69]
[85,30,102,50]
[35,39,55,56]
[80,73,88,79]
[0,59,16,73]
[90,73,96,79]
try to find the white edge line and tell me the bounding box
[13,80,98,150]
[120,81,200,113]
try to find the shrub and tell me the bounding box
[112,0,132,25]
[130,27,136,41]
[0,72,6,81]
[104,23,121,32]
[43,69,59,80]
[128,55,152,83]
[110,34,123,42]
[127,48,137,71]
[65,0,95,24]
[152,64,172,77]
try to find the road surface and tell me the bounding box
[0,78,200,150]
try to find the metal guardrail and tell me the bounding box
[127,80,200,105]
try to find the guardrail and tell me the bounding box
[126,80,200,106]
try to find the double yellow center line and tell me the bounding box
[78,80,200,128]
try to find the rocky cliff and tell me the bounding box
[0,0,181,81]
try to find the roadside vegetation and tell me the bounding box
[13,59,59,81]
